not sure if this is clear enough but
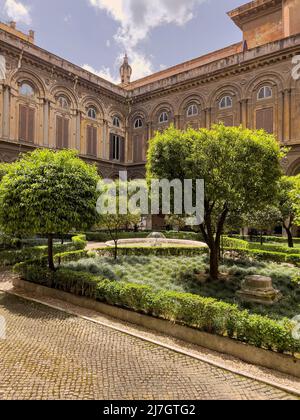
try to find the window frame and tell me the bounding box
[113,116,121,128]
[187,104,198,118]
[19,82,35,98]
[112,134,120,161]
[257,86,273,101]
[134,118,143,129]
[159,111,168,124]
[57,96,70,110]
[219,96,233,110]
[87,107,97,120]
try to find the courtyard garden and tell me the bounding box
[1,125,300,358]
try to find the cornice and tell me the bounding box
[0,29,127,104]
[129,35,300,104]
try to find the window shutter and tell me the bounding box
[56,116,63,149]
[219,115,233,127]
[27,108,35,143]
[109,134,114,160]
[63,118,69,148]
[19,104,27,142]
[87,125,92,155]
[256,108,273,134]
[133,135,143,163]
[92,127,97,156]
[120,137,125,163]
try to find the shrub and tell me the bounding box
[0,234,87,266]
[17,265,300,355]
[96,246,208,257]
[222,237,249,250]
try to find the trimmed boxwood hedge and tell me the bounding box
[230,234,300,245]
[14,264,300,355]
[225,247,300,265]
[95,246,208,257]
[0,235,87,266]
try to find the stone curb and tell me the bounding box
[11,278,300,395]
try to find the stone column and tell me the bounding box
[205,108,211,129]
[283,89,291,143]
[174,114,181,129]
[76,111,81,151]
[2,84,10,139]
[241,99,248,128]
[43,99,50,146]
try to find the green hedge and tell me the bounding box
[15,265,300,355]
[0,235,87,266]
[222,237,249,249]
[231,234,300,245]
[96,246,208,257]
[248,242,300,255]
[226,247,300,265]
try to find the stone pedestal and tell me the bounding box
[236,275,282,305]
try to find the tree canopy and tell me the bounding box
[0,149,100,269]
[147,125,283,280]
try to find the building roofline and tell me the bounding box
[228,0,282,29]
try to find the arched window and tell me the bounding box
[187,104,198,117]
[113,116,121,128]
[19,83,34,97]
[159,111,168,124]
[219,96,233,110]
[87,107,97,120]
[57,96,69,110]
[134,118,143,129]
[257,86,272,100]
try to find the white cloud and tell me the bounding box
[88,0,206,82]
[82,63,120,84]
[4,0,31,25]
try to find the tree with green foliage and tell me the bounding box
[0,149,99,270]
[243,205,281,245]
[147,125,283,280]
[96,180,141,259]
[165,214,186,232]
[276,176,298,248]
[0,162,9,182]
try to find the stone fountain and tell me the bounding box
[147,232,166,247]
[236,275,282,306]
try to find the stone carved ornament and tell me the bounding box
[0,55,6,80]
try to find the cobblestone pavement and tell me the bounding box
[0,292,298,400]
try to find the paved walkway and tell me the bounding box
[0,291,298,400]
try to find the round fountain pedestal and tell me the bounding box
[236,275,282,306]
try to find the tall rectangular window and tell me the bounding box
[19,104,35,143]
[56,116,69,149]
[110,134,125,162]
[256,108,274,134]
[87,126,97,156]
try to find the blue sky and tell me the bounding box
[0,0,245,83]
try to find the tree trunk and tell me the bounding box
[114,240,118,260]
[260,231,263,246]
[284,226,294,248]
[209,245,219,281]
[48,234,55,271]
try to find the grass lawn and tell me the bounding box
[64,254,300,321]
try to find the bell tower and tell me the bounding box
[120,54,132,86]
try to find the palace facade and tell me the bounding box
[1,0,300,179]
